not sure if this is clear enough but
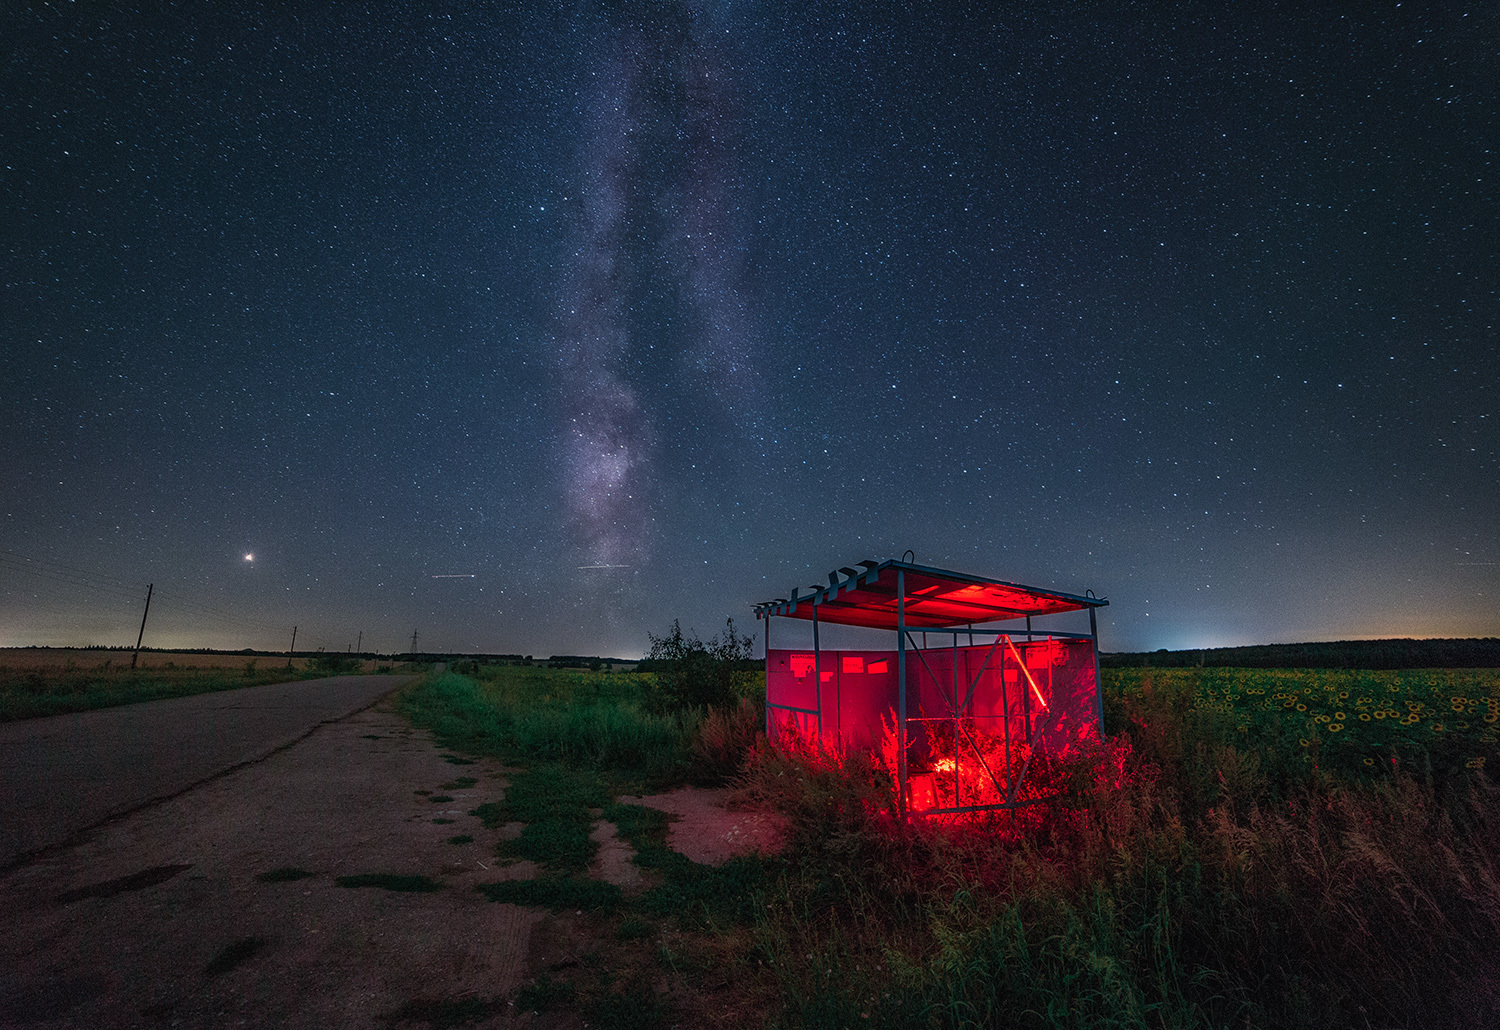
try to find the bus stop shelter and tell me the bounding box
[754,558,1108,817]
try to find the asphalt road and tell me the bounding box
[0,674,410,868]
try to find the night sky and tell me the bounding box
[3,4,1496,658]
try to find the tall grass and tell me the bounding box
[743,667,1500,1029]
[400,668,698,781]
[396,663,1500,1028]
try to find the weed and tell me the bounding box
[689,695,765,784]
[56,863,192,903]
[335,873,441,893]
[440,776,478,790]
[477,876,621,912]
[255,867,313,883]
[493,763,611,871]
[440,754,476,765]
[433,818,455,825]
[429,795,454,803]
[616,916,653,940]
[468,802,502,828]
[447,835,474,845]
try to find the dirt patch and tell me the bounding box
[618,787,787,866]
[0,704,540,1029]
[588,820,643,890]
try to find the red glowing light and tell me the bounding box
[1003,635,1049,711]
[790,653,815,677]
[841,656,864,674]
[868,660,888,674]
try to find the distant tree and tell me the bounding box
[645,618,755,712]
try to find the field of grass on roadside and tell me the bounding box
[0,658,391,721]
[399,663,1500,1030]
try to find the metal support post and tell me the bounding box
[897,568,907,818]
[1090,606,1104,733]
[812,604,822,738]
[763,615,772,736]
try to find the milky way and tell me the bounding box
[558,5,755,569]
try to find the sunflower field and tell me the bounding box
[1106,666,1500,790]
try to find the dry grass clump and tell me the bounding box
[689,695,766,784]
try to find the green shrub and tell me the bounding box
[306,652,360,675]
[643,618,756,712]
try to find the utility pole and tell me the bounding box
[287,625,298,668]
[410,630,419,656]
[356,631,362,654]
[130,583,154,669]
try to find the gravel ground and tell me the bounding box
[0,703,539,1029]
[0,674,411,868]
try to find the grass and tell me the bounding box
[398,663,1500,1028]
[255,866,314,883]
[335,873,441,893]
[0,658,355,721]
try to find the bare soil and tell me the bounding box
[0,695,786,1028]
[618,787,787,866]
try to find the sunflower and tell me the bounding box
[1329,723,1344,732]
[1363,758,1375,766]
[1299,739,1310,747]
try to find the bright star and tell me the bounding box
[244,553,254,562]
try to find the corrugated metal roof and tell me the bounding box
[753,559,1105,630]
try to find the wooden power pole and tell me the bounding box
[130,583,153,669]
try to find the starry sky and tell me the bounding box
[2,3,1496,658]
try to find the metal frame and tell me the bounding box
[757,558,1108,819]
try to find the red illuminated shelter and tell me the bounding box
[755,558,1108,817]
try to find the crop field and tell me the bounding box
[1107,666,1500,779]
[0,648,387,721]
[401,661,1500,1030]
[0,647,318,671]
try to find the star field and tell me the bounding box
[2,3,1495,657]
